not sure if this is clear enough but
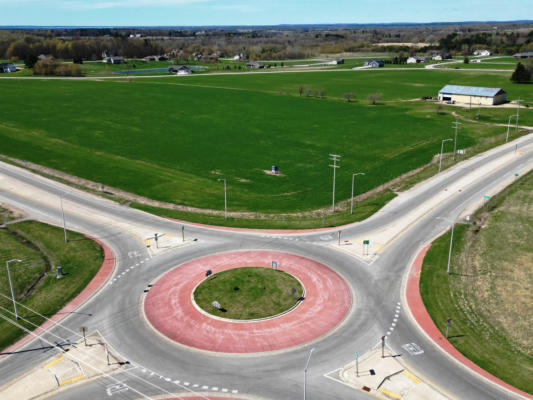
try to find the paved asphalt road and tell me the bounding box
[0,134,532,400]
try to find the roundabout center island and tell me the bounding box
[193,267,304,320]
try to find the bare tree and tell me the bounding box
[367,93,382,105]
[343,92,355,102]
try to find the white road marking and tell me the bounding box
[202,386,209,390]
[222,388,228,392]
[211,387,219,391]
[232,390,239,393]
[393,318,398,322]
[173,380,180,385]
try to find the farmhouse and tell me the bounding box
[407,56,427,64]
[168,65,192,75]
[432,51,452,61]
[0,63,17,73]
[364,59,384,68]
[473,49,491,56]
[438,85,507,106]
[332,58,344,65]
[103,56,126,64]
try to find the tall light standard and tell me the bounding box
[329,154,341,212]
[516,97,520,132]
[6,259,22,319]
[506,115,517,143]
[60,194,68,243]
[437,216,467,275]
[303,347,315,400]
[452,120,461,160]
[439,138,453,173]
[351,173,365,215]
[218,178,227,220]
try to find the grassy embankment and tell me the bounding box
[0,221,104,351]
[420,170,533,394]
[0,69,530,228]
[194,267,303,320]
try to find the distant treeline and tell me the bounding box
[1,23,532,63]
[0,36,165,61]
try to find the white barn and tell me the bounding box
[438,85,506,106]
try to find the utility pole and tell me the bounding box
[452,120,461,161]
[516,97,520,132]
[329,154,341,212]
[445,318,452,339]
[351,173,365,215]
[506,115,517,143]
[60,194,68,243]
[6,259,22,320]
[439,139,453,173]
[218,178,227,220]
[381,335,385,358]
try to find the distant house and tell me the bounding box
[438,85,506,106]
[168,65,192,75]
[432,51,452,61]
[246,61,265,69]
[513,50,533,59]
[103,56,126,64]
[332,58,344,65]
[473,49,491,56]
[364,59,384,68]
[143,56,157,62]
[129,33,142,38]
[406,56,427,64]
[158,55,169,61]
[0,63,17,73]
[470,59,481,63]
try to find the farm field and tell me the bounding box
[0,68,530,225]
[420,169,533,394]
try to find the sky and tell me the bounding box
[0,0,531,27]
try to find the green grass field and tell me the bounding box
[0,68,529,225]
[420,170,533,394]
[0,221,104,351]
[193,267,303,319]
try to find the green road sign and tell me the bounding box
[363,240,370,245]
[515,173,519,177]
[483,195,491,199]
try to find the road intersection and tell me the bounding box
[0,132,532,400]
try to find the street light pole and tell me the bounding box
[506,115,517,143]
[329,154,341,212]
[516,97,520,132]
[439,139,453,173]
[60,194,68,243]
[447,222,455,275]
[303,347,315,400]
[452,120,461,161]
[350,173,365,215]
[218,179,227,220]
[6,259,22,319]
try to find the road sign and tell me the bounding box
[515,173,519,177]
[483,195,491,199]
[271,261,278,269]
[363,240,370,245]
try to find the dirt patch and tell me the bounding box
[263,169,285,177]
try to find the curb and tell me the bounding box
[405,244,533,400]
[0,236,116,358]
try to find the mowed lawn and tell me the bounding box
[0,69,520,213]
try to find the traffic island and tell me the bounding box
[333,347,449,400]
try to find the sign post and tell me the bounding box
[182,225,185,242]
[271,261,278,270]
[363,240,370,256]
[80,327,88,347]
[446,318,452,339]
[338,231,341,245]
[355,352,359,377]
[381,336,385,358]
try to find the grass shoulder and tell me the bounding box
[0,221,104,351]
[420,170,533,394]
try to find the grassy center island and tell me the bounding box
[193,267,304,320]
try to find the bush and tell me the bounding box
[511,62,531,83]
[33,60,82,77]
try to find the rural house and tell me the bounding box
[0,63,17,73]
[473,49,491,56]
[364,59,384,68]
[103,56,126,64]
[246,61,265,69]
[168,65,192,75]
[438,85,507,106]
[513,50,533,58]
[431,51,452,61]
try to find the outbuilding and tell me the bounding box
[168,65,192,75]
[438,85,506,106]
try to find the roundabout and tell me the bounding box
[143,250,352,354]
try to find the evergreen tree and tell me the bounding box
[511,62,531,83]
